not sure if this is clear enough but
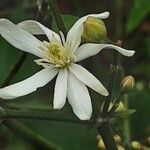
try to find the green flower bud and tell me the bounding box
[114,135,122,144]
[121,75,135,93]
[115,101,126,112]
[131,141,142,149]
[117,145,125,150]
[97,135,105,149]
[82,16,107,43]
[98,139,105,149]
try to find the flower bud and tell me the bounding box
[82,16,107,43]
[117,145,125,150]
[131,141,142,149]
[97,135,105,149]
[114,135,122,144]
[121,75,135,93]
[98,139,105,149]
[115,101,126,112]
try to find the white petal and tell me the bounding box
[0,67,59,100]
[66,12,110,52]
[54,68,68,109]
[69,63,109,96]
[67,71,92,120]
[17,20,61,42]
[0,19,43,57]
[75,43,135,62]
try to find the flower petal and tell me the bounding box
[66,12,110,52]
[67,71,92,120]
[69,63,109,96]
[54,68,68,109]
[0,67,59,100]
[75,43,135,62]
[0,19,43,57]
[18,20,61,42]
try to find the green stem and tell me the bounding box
[101,53,119,115]
[1,108,92,125]
[1,52,27,87]
[98,122,118,150]
[98,51,119,150]
[97,38,119,150]
[123,95,131,150]
[48,0,67,36]
[2,119,61,150]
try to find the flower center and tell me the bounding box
[37,39,72,68]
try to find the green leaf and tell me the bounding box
[52,15,79,33]
[114,109,136,118]
[126,0,150,34]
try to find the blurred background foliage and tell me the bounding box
[0,0,149,149]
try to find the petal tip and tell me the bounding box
[53,104,63,109]
[126,50,135,57]
[78,114,91,120]
[105,11,110,17]
[131,50,135,56]
[103,90,109,96]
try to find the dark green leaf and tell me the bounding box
[126,0,150,34]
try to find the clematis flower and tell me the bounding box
[0,12,135,120]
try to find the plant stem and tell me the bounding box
[98,122,118,150]
[1,108,92,125]
[97,40,119,150]
[98,50,119,150]
[98,1,125,149]
[123,95,131,150]
[101,52,119,115]
[2,119,61,150]
[48,0,67,36]
[2,52,27,87]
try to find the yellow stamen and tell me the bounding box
[39,39,72,68]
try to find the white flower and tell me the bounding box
[0,12,135,120]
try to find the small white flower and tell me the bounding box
[0,12,135,120]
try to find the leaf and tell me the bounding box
[114,109,136,118]
[126,0,150,34]
[52,15,79,33]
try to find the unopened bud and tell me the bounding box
[97,135,105,149]
[117,145,125,150]
[98,139,105,149]
[114,135,122,144]
[131,141,142,149]
[121,75,135,93]
[148,137,150,145]
[82,16,107,43]
[115,101,126,112]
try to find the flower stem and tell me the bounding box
[98,4,124,150]
[101,52,119,115]
[122,95,131,150]
[97,51,119,150]
[2,119,61,150]
[1,108,92,125]
[1,52,27,87]
[98,122,118,150]
[96,39,119,150]
[48,0,67,36]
